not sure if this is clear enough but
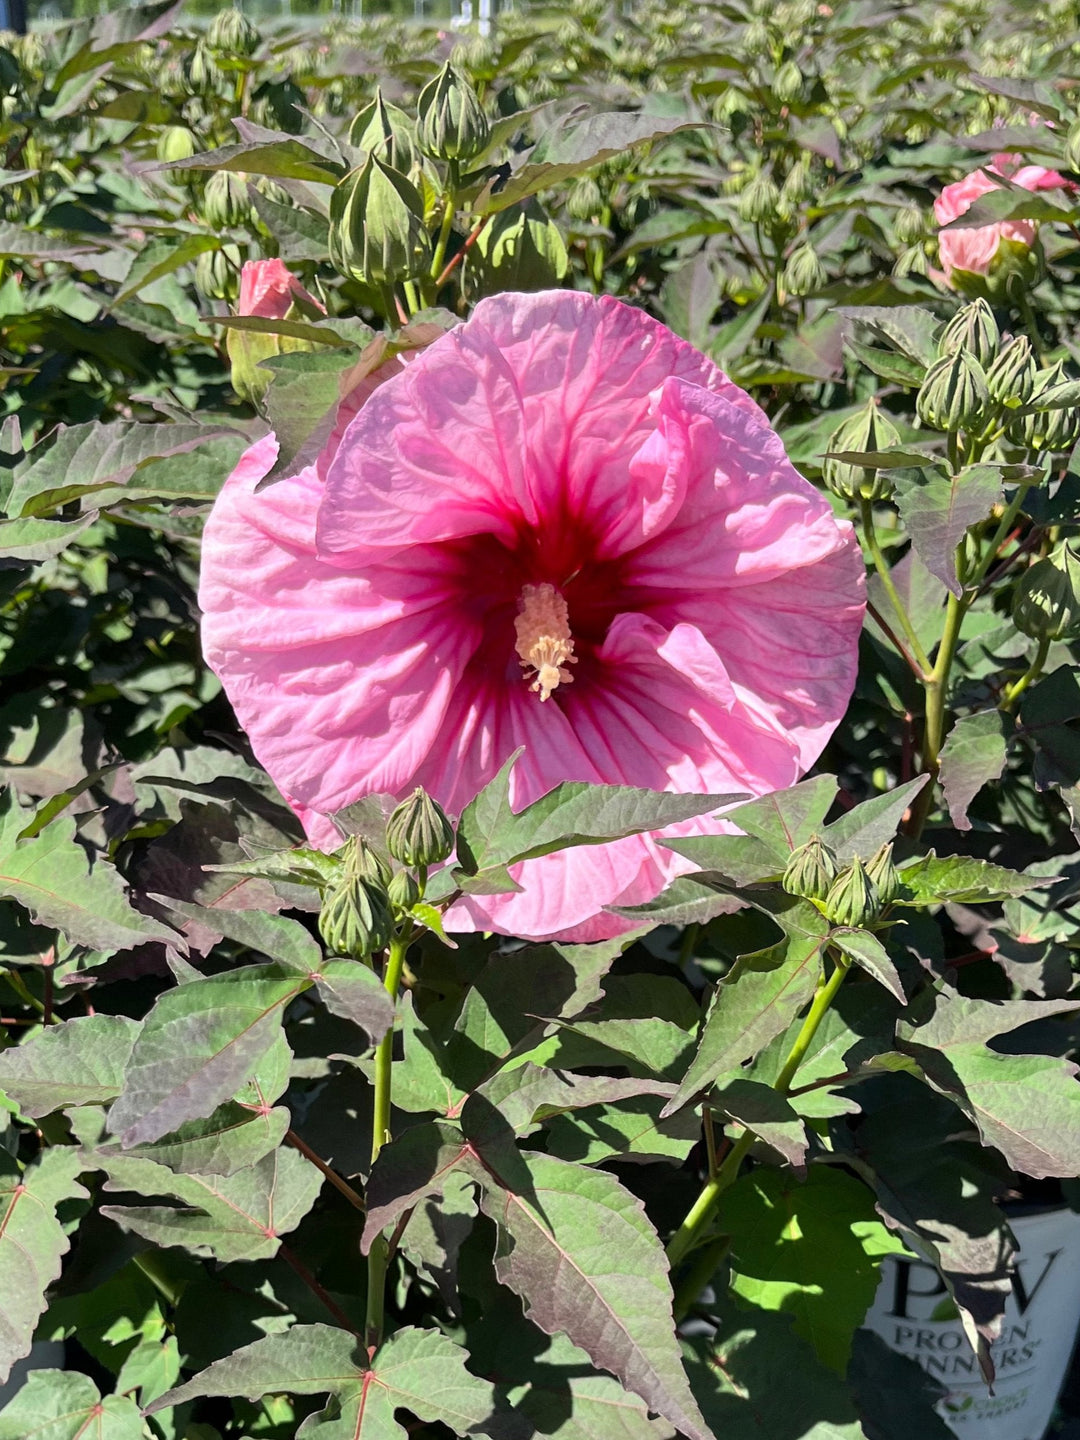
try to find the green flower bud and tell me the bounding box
[201,169,252,230]
[1012,542,1080,641]
[329,155,431,287]
[472,199,568,294]
[318,873,393,960]
[195,244,241,303]
[894,204,926,246]
[916,350,989,433]
[864,842,901,908]
[782,241,827,297]
[823,399,902,503]
[565,175,604,223]
[782,834,838,903]
[1005,361,1078,449]
[417,62,490,164]
[349,88,417,173]
[894,243,929,280]
[387,868,421,913]
[1066,118,1080,174]
[251,79,304,135]
[386,787,455,868]
[985,334,1037,408]
[774,59,803,104]
[938,298,1000,369]
[207,7,259,58]
[823,856,880,929]
[184,42,220,98]
[737,170,781,225]
[349,836,394,889]
[744,18,771,56]
[156,125,198,166]
[781,156,814,205]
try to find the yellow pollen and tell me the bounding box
[514,582,577,702]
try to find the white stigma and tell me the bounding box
[514,582,577,702]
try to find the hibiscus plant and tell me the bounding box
[2,4,1080,1440]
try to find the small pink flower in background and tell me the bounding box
[200,291,865,941]
[934,161,1072,285]
[237,258,323,319]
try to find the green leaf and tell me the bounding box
[684,1298,867,1439]
[711,1078,809,1167]
[838,306,940,366]
[661,895,829,1118]
[471,1148,715,1440]
[455,750,740,880]
[0,793,175,952]
[0,1014,139,1116]
[894,465,1003,597]
[107,965,311,1147]
[941,183,1075,230]
[717,1166,906,1372]
[723,775,838,858]
[845,1081,1014,1383]
[112,232,218,305]
[150,1325,496,1439]
[898,992,1080,1176]
[94,1145,323,1263]
[154,899,323,971]
[822,775,930,862]
[478,112,710,213]
[543,1093,699,1165]
[0,1371,143,1440]
[938,710,1009,830]
[659,834,784,886]
[611,874,747,926]
[831,929,906,1002]
[0,1149,89,1384]
[250,188,331,262]
[843,337,926,387]
[152,137,344,185]
[867,550,947,664]
[898,852,1033,904]
[314,959,395,1041]
[7,420,247,517]
[0,512,99,561]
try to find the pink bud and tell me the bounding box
[237,258,323,319]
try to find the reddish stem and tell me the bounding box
[279,1244,360,1335]
[285,1129,365,1213]
[435,214,491,290]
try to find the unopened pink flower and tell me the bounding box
[238,258,322,319]
[199,291,865,941]
[934,162,1072,285]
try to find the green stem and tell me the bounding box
[1017,288,1045,367]
[402,278,422,317]
[1002,633,1050,713]
[905,587,969,839]
[364,925,412,1351]
[969,485,1032,590]
[665,953,850,1273]
[429,165,459,288]
[859,499,933,677]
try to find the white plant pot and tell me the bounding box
[862,1206,1080,1440]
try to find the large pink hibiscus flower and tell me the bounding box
[200,290,865,941]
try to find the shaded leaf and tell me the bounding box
[938,711,1009,830]
[712,1078,809,1167]
[894,466,1003,597]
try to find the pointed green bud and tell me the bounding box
[894,243,929,280]
[823,856,880,928]
[782,835,838,903]
[208,7,259,57]
[318,872,393,959]
[894,204,926,246]
[184,42,220,97]
[472,198,568,293]
[329,155,431,287]
[417,62,490,163]
[195,244,241,303]
[737,170,781,225]
[1012,541,1080,641]
[916,350,989,433]
[823,399,902,503]
[386,788,455,867]
[349,89,417,174]
[348,836,393,889]
[864,842,901,908]
[782,241,827,297]
[156,125,198,166]
[985,334,1036,408]
[938,298,1000,369]
[566,175,604,222]
[781,157,814,205]
[387,868,421,913]
[774,59,803,105]
[1005,360,1076,448]
[201,170,252,230]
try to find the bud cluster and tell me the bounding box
[316,789,456,963]
[783,836,901,929]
